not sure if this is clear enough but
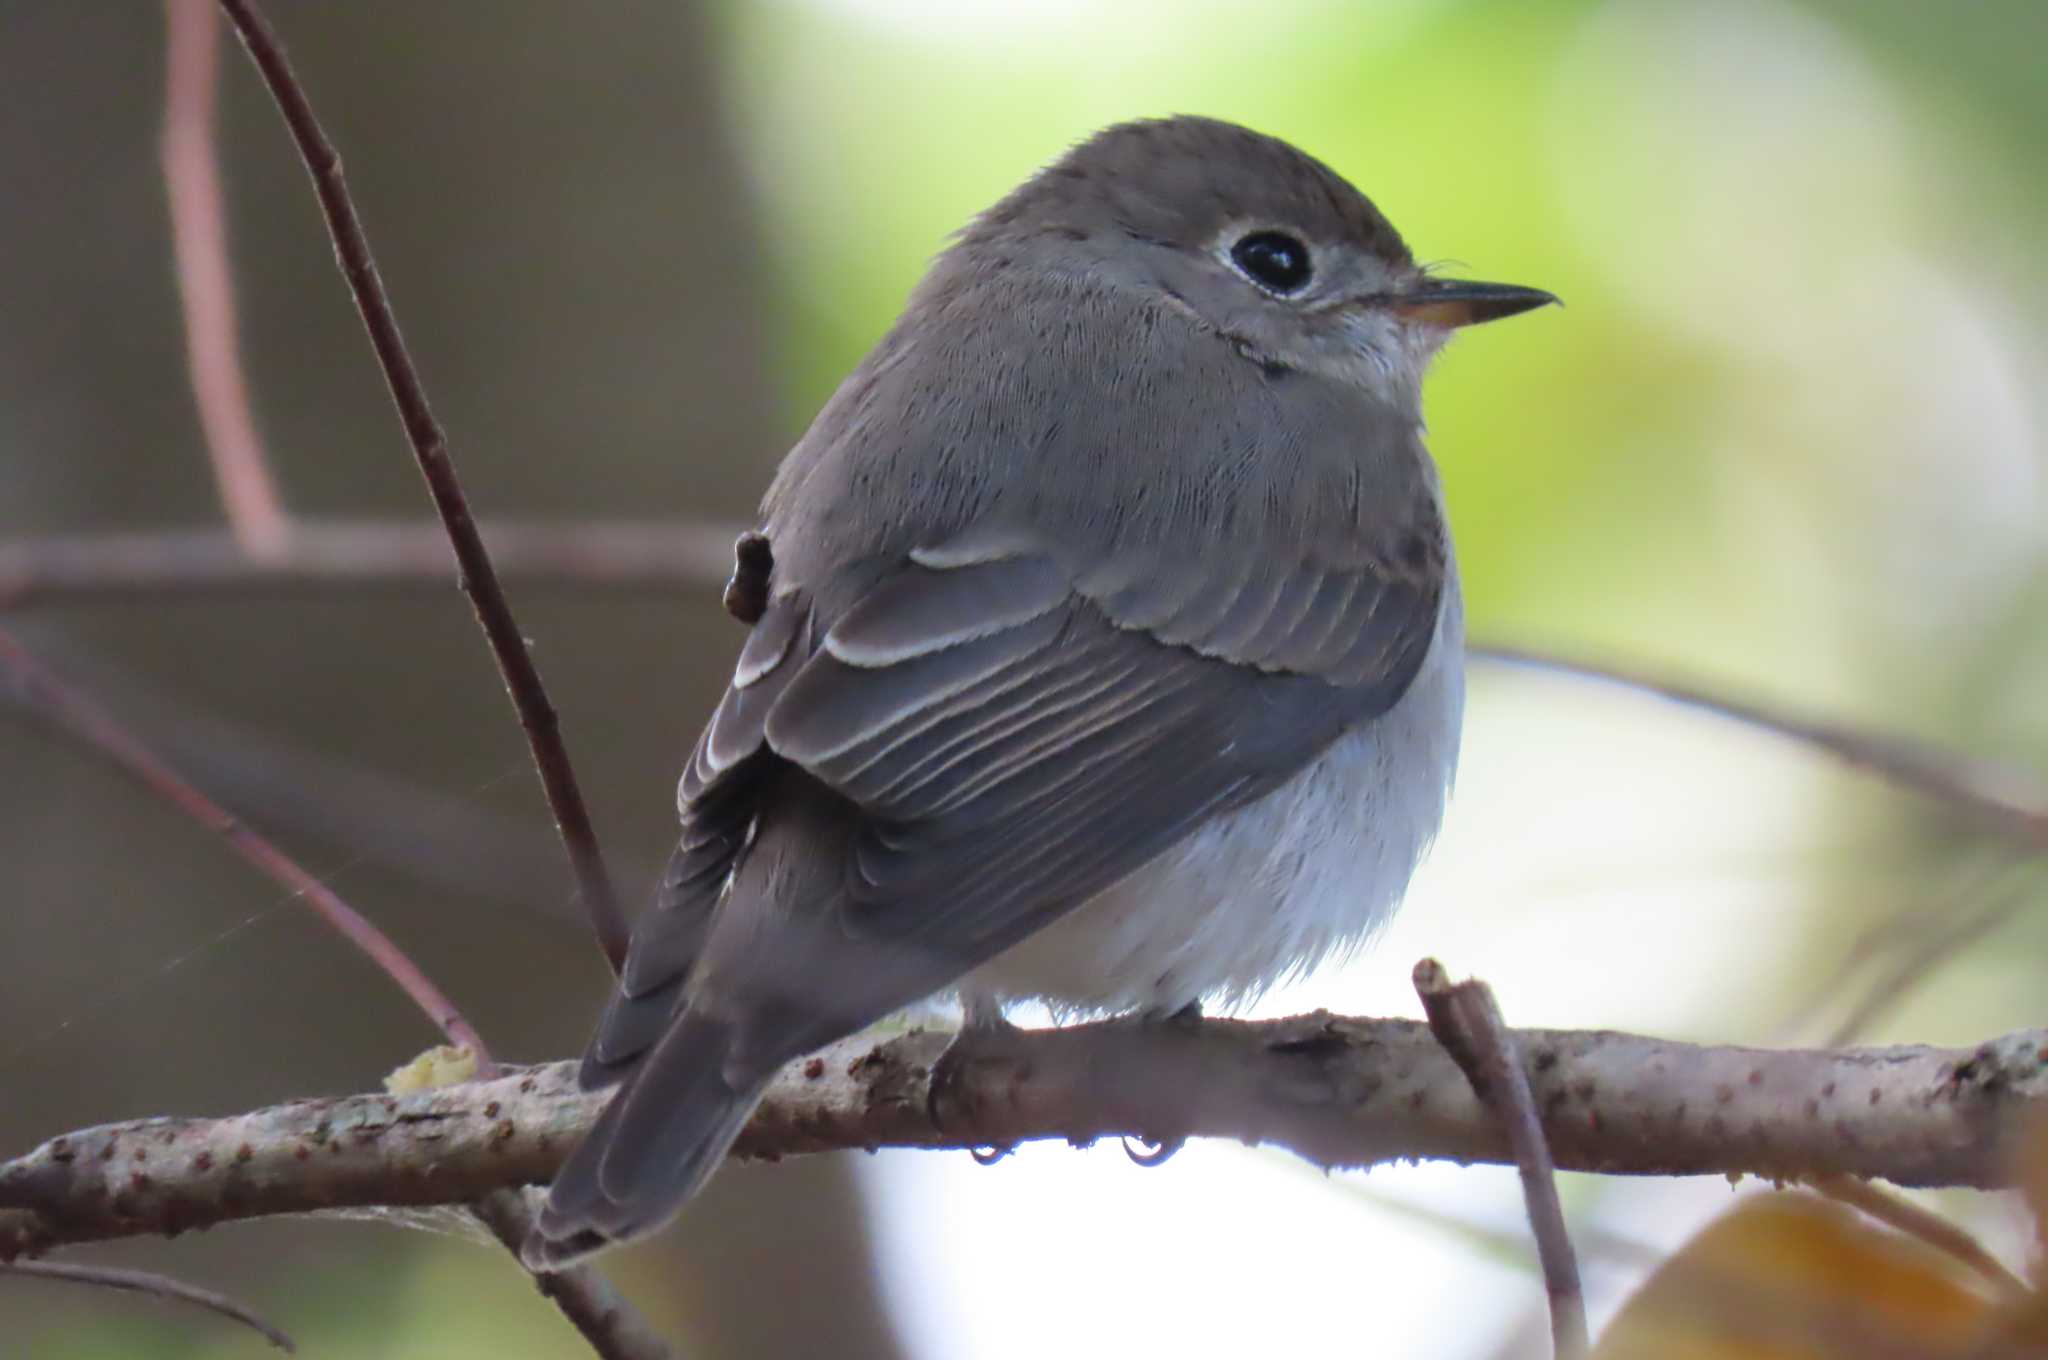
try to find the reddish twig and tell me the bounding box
[1414,960,1589,1360]
[0,623,489,1065]
[3,1258,295,1351]
[1474,643,2048,850]
[199,10,674,1350]
[161,0,289,559]
[215,0,628,975]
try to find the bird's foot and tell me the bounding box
[940,990,1026,1166]
[958,988,1021,1034]
[1136,998,1204,1029]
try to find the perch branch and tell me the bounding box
[4,1014,2041,1260]
[216,0,628,974]
[1415,962,1587,1360]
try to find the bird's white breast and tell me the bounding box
[964,580,1465,1017]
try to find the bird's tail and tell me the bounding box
[521,1012,770,1270]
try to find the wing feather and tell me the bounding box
[595,521,1439,1089]
[730,530,1437,965]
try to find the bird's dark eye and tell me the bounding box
[1230,231,1313,294]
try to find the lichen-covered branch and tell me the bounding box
[4,1014,2040,1260]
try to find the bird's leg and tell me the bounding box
[948,987,1021,1164]
[960,988,1020,1034]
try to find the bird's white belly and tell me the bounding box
[964,587,1464,1016]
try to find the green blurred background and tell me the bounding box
[1,1,2042,1355]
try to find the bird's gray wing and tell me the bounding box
[547,519,1443,1260]
[712,521,1438,1048]
[576,603,813,1089]
[582,520,1441,1084]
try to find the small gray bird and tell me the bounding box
[525,116,1553,1268]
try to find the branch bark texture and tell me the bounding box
[4,1014,2041,1260]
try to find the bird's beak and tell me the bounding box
[1383,279,1559,329]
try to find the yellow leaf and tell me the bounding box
[383,1044,477,1094]
[1594,1193,2004,1359]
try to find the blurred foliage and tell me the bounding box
[722,0,2047,680]
[1594,1193,2015,1358]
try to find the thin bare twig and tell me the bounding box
[63,643,660,918]
[1474,643,2048,849]
[0,623,489,1063]
[1824,861,2043,1048]
[215,0,628,975]
[1415,960,1588,1360]
[0,520,735,605]
[470,1191,676,1360]
[3,1258,295,1351]
[1810,1174,2031,1301]
[1772,849,2019,1045]
[161,0,289,559]
[169,13,662,1346]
